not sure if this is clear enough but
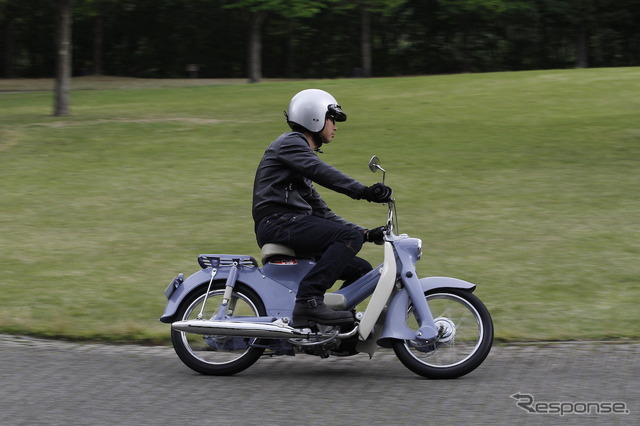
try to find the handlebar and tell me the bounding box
[369,156,398,238]
[385,199,398,238]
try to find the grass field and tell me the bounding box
[1,69,638,344]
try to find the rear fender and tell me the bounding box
[160,268,213,323]
[376,276,476,346]
[159,267,297,323]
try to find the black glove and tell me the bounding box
[365,226,386,245]
[362,183,393,203]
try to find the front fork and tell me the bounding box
[400,256,438,343]
[401,271,439,342]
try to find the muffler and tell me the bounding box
[172,319,358,340]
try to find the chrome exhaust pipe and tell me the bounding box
[172,319,301,338]
[172,319,357,340]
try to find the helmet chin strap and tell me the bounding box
[311,132,324,153]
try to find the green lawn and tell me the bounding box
[1,69,638,343]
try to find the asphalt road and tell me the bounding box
[0,335,637,425]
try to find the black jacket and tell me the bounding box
[252,132,367,232]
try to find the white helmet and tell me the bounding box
[286,89,347,133]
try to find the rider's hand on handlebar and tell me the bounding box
[362,183,393,203]
[365,226,387,245]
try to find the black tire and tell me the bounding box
[170,281,267,375]
[391,289,493,379]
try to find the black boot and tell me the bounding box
[292,298,354,327]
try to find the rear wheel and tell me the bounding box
[171,282,266,375]
[391,289,493,379]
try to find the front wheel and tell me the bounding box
[391,289,493,379]
[171,282,267,375]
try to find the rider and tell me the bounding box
[252,89,392,327]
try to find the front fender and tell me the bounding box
[419,276,476,293]
[376,276,476,346]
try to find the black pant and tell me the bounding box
[256,212,372,301]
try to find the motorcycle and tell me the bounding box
[160,156,493,379]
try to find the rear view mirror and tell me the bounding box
[368,155,384,173]
[368,155,386,184]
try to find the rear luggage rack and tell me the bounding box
[197,254,259,269]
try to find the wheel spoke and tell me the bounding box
[392,289,493,379]
[180,290,258,363]
[171,285,266,375]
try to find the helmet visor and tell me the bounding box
[327,104,347,122]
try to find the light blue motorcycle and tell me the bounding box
[160,156,493,379]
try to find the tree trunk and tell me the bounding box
[93,12,104,75]
[360,7,372,78]
[285,19,295,79]
[2,14,15,78]
[460,13,471,73]
[576,22,588,68]
[247,11,266,83]
[53,0,74,116]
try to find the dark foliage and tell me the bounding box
[1,0,639,78]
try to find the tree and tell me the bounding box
[3,0,640,81]
[279,0,325,78]
[434,0,510,73]
[75,0,108,76]
[568,0,597,68]
[224,0,328,82]
[75,0,124,76]
[52,0,74,116]
[223,0,274,83]
[247,8,267,82]
[354,0,406,77]
[0,0,14,78]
